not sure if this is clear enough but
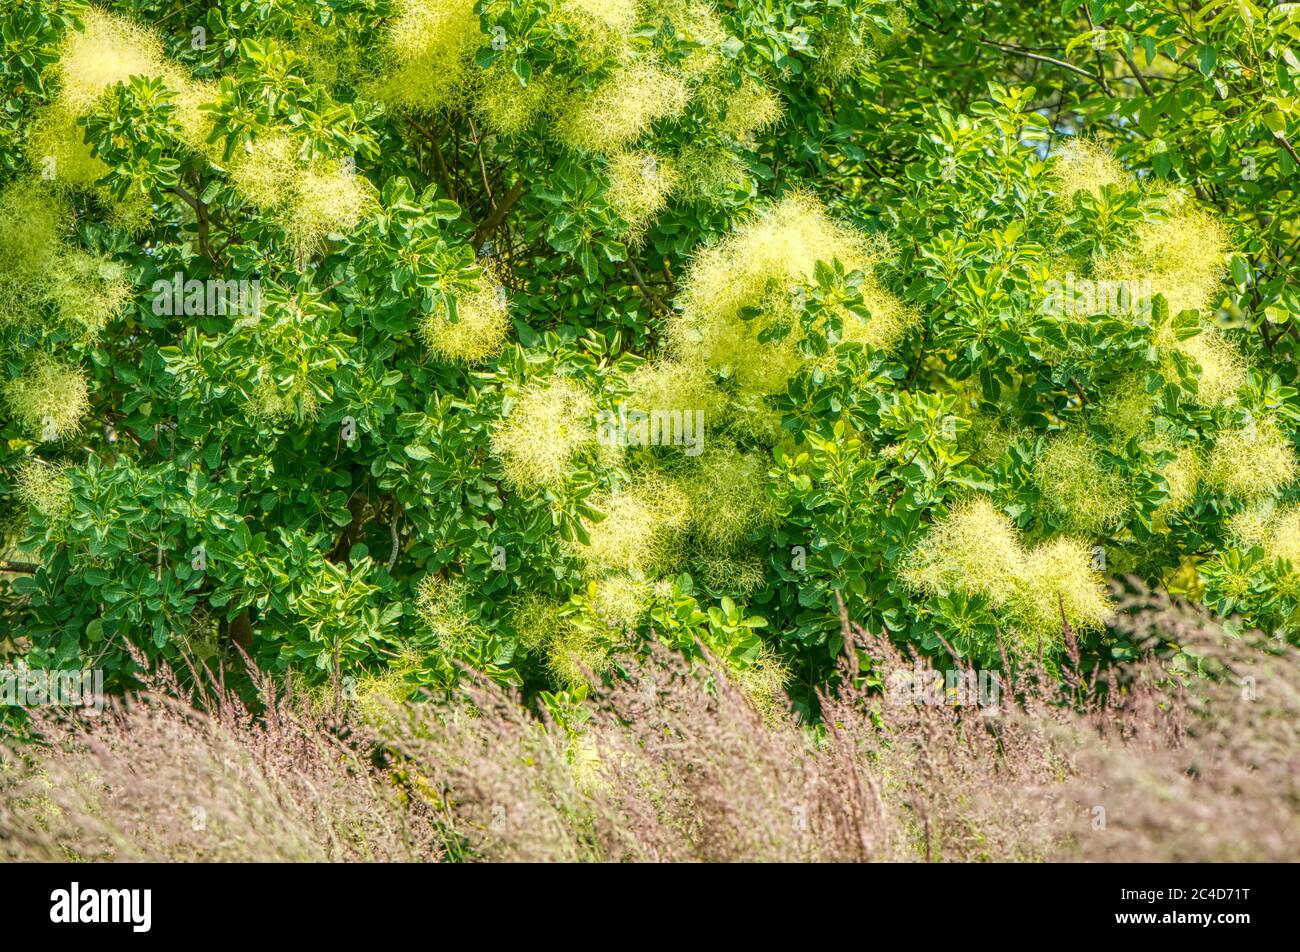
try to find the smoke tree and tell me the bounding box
[1,0,1297,717]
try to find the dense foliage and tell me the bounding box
[2,0,1299,718]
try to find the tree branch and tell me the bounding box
[1115,42,1155,96]
[976,37,1109,88]
[1274,132,1300,168]
[627,257,671,316]
[471,178,525,251]
[171,184,218,263]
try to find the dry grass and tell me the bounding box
[2,587,1296,862]
[0,664,441,862]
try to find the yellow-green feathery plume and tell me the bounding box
[421,276,511,364]
[603,149,680,240]
[45,249,133,337]
[281,158,378,255]
[0,182,67,327]
[1228,503,1300,569]
[226,133,299,210]
[679,444,778,551]
[638,0,726,77]
[491,375,597,490]
[4,359,91,442]
[1206,419,1297,501]
[510,593,573,653]
[671,192,904,395]
[1148,440,1202,529]
[371,0,481,114]
[1094,197,1231,318]
[672,142,748,203]
[415,575,485,654]
[1164,327,1248,406]
[228,137,377,255]
[733,646,791,722]
[1013,537,1112,639]
[1051,137,1128,201]
[573,474,690,574]
[587,574,652,631]
[1034,431,1131,535]
[1095,376,1155,441]
[902,496,1112,643]
[718,80,782,140]
[900,495,1025,608]
[54,6,165,115]
[15,461,73,523]
[475,63,557,137]
[510,591,610,689]
[624,358,727,421]
[553,61,688,154]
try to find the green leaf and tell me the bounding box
[1197,44,1217,76]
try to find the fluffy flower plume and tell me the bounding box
[604,150,680,240]
[719,81,783,140]
[574,475,690,574]
[4,358,91,441]
[15,461,73,522]
[1095,201,1231,317]
[554,62,688,154]
[372,0,481,114]
[1206,419,1298,501]
[671,193,906,394]
[1229,503,1300,569]
[421,276,511,363]
[1166,328,1248,406]
[1013,537,1112,638]
[475,65,557,137]
[491,376,596,490]
[625,359,726,420]
[679,445,777,550]
[1052,137,1128,200]
[900,496,1024,608]
[38,7,216,178]
[902,496,1111,640]
[1150,441,1202,527]
[54,7,164,115]
[228,137,376,254]
[588,574,652,631]
[415,575,484,654]
[1034,431,1131,535]
[0,182,131,335]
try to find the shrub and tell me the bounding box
[0,0,1296,717]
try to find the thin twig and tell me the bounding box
[976,37,1108,88]
[627,257,671,316]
